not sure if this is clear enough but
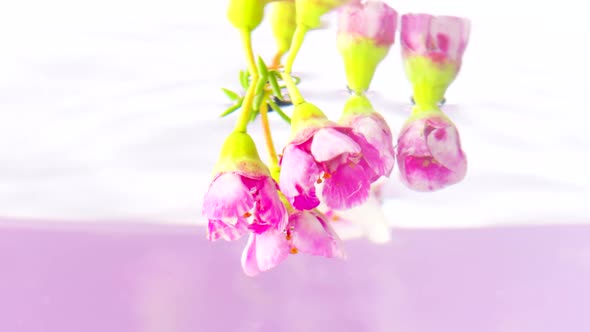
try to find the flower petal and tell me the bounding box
[279,144,321,210]
[310,128,361,162]
[322,162,371,209]
[251,178,288,234]
[425,120,466,172]
[349,114,395,178]
[241,230,290,277]
[202,173,253,219]
[241,234,260,277]
[289,211,345,259]
[207,218,249,242]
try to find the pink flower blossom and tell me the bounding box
[400,14,471,107]
[203,132,287,241]
[340,95,395,181]
[400,13,470,65]
[279,103,375,210]
[396,112,467,191]
[241,209,345,276]
[337,1,398,94]
[337,0,398,47]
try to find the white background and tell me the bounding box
[1,0,588,227]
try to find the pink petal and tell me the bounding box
[349,114,395,178]
[401,14,470,63]
[425,120,466,172]
[401,14,432,54]
[279,144,321,210]
[202,173,254,220]
[429,16,471,60]
[396,116,467,191]
[289,211,345,259]
[310,128,361,162]
[322,162,371,209]
[338,1,398,46]
[207,218,249,242]
[399,156,456,191]
[240,230,290,277]
[251,178,288,234]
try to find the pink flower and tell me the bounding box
[400,13,470,65]
[400,14,471,107]
[340,95,395,181]
[203,132,287,241]
[241,210,345,276]
[337,1,398,94]
[338,0,398,47]
[396,112,467,191]
[279,102,374,210]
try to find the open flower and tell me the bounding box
[337,0,398,93]
[279,102,374,210]
[400,14,471,107]
[241,209,345,276]
[339,94,395,180]
[203,132,287,241]
[396,111,467,191]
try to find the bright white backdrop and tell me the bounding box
[1,0,588,227]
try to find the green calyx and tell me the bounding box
[404,56,458,109]
[214,131,270,176]
[341,94,375,118]
[270,1,297,54]
[337,36,390,94]
[227,0,270,30]
[296,0,345,29]
[290,102,329,136]
[405,105,451,125]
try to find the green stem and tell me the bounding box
[280,72,305,106]
[234,80,258,132]
[259,92,279,168]
[234,28,260,133]
[284,24,308,75]
[241,28,258,78]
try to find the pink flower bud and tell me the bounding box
[203,132,287,241]
[338,0,397,47]
[401,13,470,65]
[396,112,467,191]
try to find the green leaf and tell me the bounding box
[221,88,240,101]
[268,71,282,99]
[239,70,249,89]
[220,98,243,117]
[257,56,269,80]
[254,76,267,99]
[268,99,291,125]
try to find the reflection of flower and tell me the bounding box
[296,0,356,29]
[337,0,398,93]
[269,0,297,67]
[323,182,391,243]
[203,132,287,241]
[227,0,278,30]
[397,112,467,192]
[241,210,345,276]
[400,14,471,107]
[279,102,373,210]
